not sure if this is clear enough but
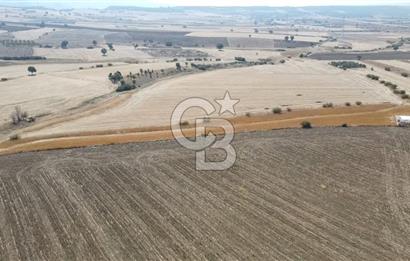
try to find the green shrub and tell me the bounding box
[330,61,366,70]
[116,80,136,92]
[367,74,380,81]
[301,121,312,129]
[234,57,246,62]
[273,107,282,114]
[108,71,123,84]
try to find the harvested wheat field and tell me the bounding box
[12,28,59,41]
[0,62,175,128]
[33,46,154,62]
[30,59,401,137]
[1,127,410,260]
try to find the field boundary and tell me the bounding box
[1,104,410,156]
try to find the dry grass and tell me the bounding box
[23,59,400,138]
[33,46,153,62]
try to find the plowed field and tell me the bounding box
[1,127,410,260]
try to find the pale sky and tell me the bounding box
[4,0,410,8]
[151,0,410,6]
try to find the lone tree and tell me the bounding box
[176,63,182,71]
[61,40,69,49]
[92,40,98,46]
[27,66,37,76]
[107,43,114,51]
[108,71,123,84]
[101,48,107,56]
[290,35,295,41]
[216,43,224,50]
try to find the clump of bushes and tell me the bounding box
[234,57,246,62]
[116,80,136,92]
[1,78,7,81]
[301,121,312,129]
[108,71,123,84]
[385,67,391,71]
[402,72,409,78]
[330,61,366,70]
[367,74,380,81]
[384,82,398,89]
[356,101,362,106]
[341,123,349,128]
[322,103,333,108]
[402,94,410,99]
[345,102,351,107]
[272,107,282,114]
[96,64,103,68]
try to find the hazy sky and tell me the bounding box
[152,0,410,5]
[4,0,410,8]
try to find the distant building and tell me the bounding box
[395,116,410,127]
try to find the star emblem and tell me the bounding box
[215,91,240,115]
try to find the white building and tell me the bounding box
[395,116,410,127]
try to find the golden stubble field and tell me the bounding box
[0,62,176,129]
[23,59,402,138]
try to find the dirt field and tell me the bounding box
[1,127,410,260]
[26,60,400,137]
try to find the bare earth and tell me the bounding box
[1,127,410,260]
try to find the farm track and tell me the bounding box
[1,104,410,155]
[1,127,410,260]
